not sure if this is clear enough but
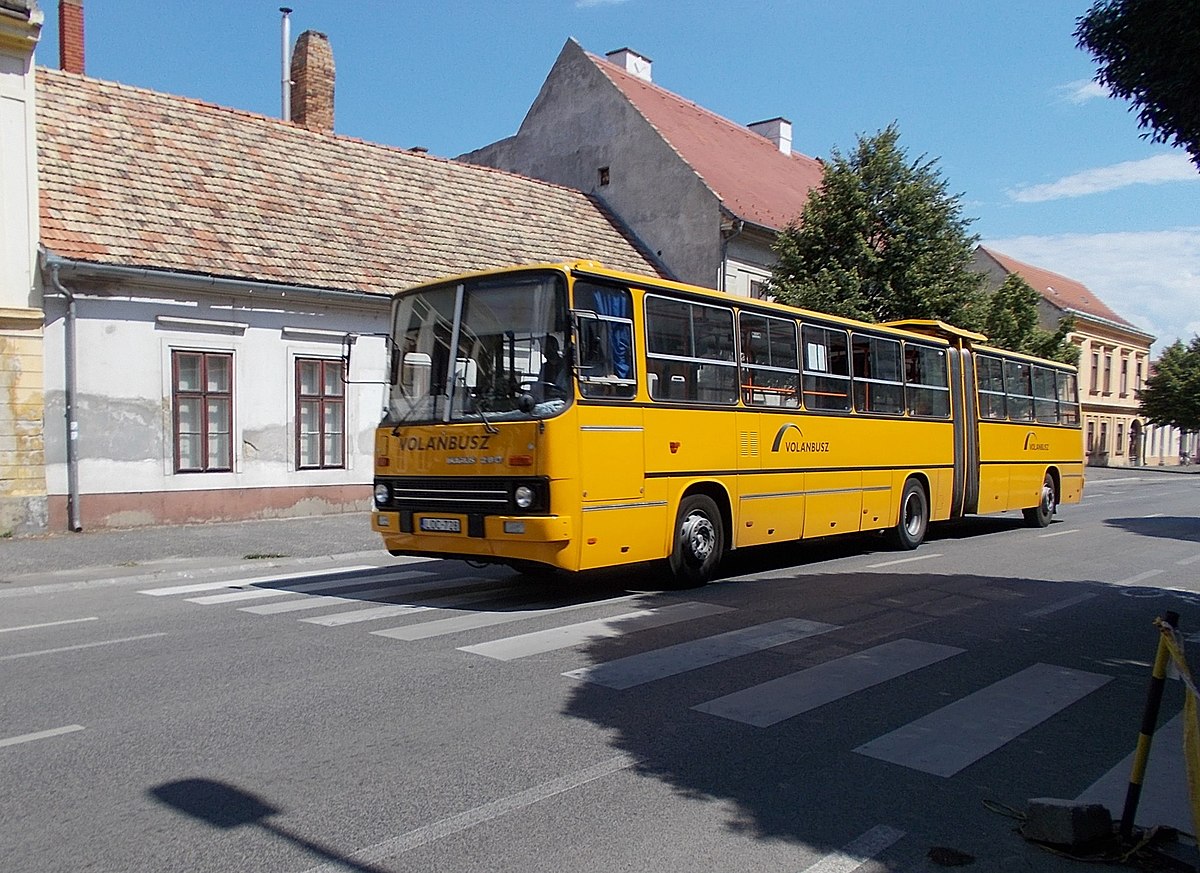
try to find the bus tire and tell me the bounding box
[1023,472,1056,528]
[887,479,928,550]
[667,494,724,588]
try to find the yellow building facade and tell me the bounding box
[973,246,1170,469]
[0,1,48,534]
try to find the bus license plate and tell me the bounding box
[420,517,461,533]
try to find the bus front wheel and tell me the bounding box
[1023,473,1056,528]
[887,479,928,550]
[667,494,724,588]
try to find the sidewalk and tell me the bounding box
[0,511,388,590]
[3,465,1193,591]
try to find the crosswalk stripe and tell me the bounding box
[854,662,1112,776]
[302,604,435,626]
[139,566,377,596]
[457,602,734,661]
[692,639,964,727]
[562,618,838,690]
[801,825,906,873]
[239,580,497,616]
[1075,711,1189,833]
[185,570,434,604]
[370,594,644,642]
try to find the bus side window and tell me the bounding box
[572,281,636,399]
[801,324,851,411]
[1004,359,1034,421]
[904,344,950,417]
[977,355,1007,419]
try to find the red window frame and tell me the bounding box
[172,351,233,473]
[296,358,346,469]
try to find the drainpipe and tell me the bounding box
[719,218,745,292]
[47,264,83,532]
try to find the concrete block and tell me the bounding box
[1021,797,1113,847]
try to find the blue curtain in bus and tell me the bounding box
[594,290,632,379]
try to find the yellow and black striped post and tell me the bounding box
[1120,610,1179,841]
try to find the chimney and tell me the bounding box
[605,47,652,82]
[59,0,85,74]
[748,117,792,156]
[290,30,335,133]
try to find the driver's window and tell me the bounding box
[572,281,636,399]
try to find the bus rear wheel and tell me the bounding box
[1023,472,1056,528]
[667,494,724,588]
[887,479,928,550]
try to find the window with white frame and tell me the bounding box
[296,358,345,469]
[173,350,233,473]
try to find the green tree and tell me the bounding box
[1076,0,1200,168]
[976,274,1080,365]
[1139,337,1200,434]
[770,124,984,326]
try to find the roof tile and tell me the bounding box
[36,69,662,295]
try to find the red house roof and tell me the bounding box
[978,246,1138,330]
[589,53,824,231]
[36,68,663,296]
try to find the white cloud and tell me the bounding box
[982,229,1200,355]
[1008,154,1198,202]
[1057,79,1110,105]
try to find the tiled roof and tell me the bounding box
[36,68,663,297]
[977,246,1136,329]
[589,53,824,231]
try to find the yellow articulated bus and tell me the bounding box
[364,261,1083,587]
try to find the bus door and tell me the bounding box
[948,346,981,517]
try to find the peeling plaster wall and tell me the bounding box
[0,12,47,535]
[41,280,390,529]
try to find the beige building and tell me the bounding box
[0,0,47,535]
[973,246,1184,467]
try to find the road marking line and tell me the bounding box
[0,633,167,662]
[693,639,963,728]
[186,571,432,604]
[865,553,942,569]
[1144,512,1167,518]
[801,824,906,873]
[0,616,99,634]
[296,753,635,872]
[140,566,376,596]
[459,602,734,661]
[1026,592,1099,617]
[854,663,1111,776]
[371,594,644,642]
[563,618,838,690]
[1038,529,1079,538]
[1177,555,1200,566]
[0,725,86,749]
[1116,569,1165,585]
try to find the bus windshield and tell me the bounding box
[384,272,569,426]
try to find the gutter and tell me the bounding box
[42,254,391,311]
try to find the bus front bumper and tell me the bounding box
[372,511,572,544]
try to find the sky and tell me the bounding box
[34,0,1200,354]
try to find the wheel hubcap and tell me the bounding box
[904,495,922,536]
[681,513,715,561]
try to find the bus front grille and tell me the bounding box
[376,476,548,515]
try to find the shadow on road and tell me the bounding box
[1105,516,1200,544]
[150,778,390,873]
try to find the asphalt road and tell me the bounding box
[2,467,1199,873]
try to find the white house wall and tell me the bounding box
[41,280,390,529]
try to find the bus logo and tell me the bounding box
[772,423,830,454]
[1024,431,1050,452]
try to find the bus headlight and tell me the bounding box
[373,482,390,507]
[514,485,535,509]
